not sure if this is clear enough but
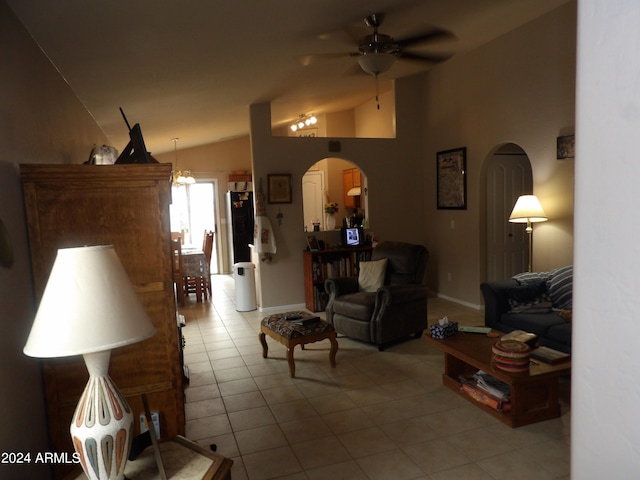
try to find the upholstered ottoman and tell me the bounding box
[259,311,338,377]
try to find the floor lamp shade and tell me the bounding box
[508,195,548,225]
[23,245,156,480]
[508,195,548,272]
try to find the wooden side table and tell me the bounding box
[67,436,232,480]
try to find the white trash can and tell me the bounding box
[233,262,257,311]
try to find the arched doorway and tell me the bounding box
[302,157,366,232]
[485,143,532,281]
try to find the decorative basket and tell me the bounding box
[492,340,531,373]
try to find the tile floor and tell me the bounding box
[180,275,570,480]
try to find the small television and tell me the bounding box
[341,227,364,247]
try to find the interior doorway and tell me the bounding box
[302,158,367,233]
[485,143,532,281]
[170,181,219,274]
[302,170,325,232]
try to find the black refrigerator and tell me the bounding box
[226,191,254,265]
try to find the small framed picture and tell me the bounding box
[557,135,575,159]
[268,174,292,204]
[437,147,467,210]
[306,235,320,252]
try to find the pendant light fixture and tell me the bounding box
[172,137,195,185]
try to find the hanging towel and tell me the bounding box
[253,191,277,261]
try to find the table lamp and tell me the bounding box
[24,245,156,480]
[509,195,548,272]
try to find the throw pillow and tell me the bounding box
[506,279,552,313]
[512,271,551,285]
[547,265,573,310]
[358,258,388,292]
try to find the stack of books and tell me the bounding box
[459,371,511,413]
[531,346,571,364]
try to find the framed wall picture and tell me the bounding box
[557,135,575,159]
[267,174,292,204]
[437,147,467,209]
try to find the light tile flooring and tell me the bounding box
[180,275,570,480]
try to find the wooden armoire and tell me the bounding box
[20,163,185,479]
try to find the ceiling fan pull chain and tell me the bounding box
[375,73,381,110]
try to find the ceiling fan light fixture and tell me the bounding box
[358,52,395,75]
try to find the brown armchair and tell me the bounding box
[325,241,429,351]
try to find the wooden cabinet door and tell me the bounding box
[343,168,362,209]
[21,164,185,479]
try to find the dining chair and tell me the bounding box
[184,230,213,302]
[202,230,214,296]
[171,237,185,306]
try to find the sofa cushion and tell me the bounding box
[333,292,376,321]
[358,258,388,292]
[500,312,566,337]
[545,322,572,348]
[547,265,573,310]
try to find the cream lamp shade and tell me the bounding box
[23,245,155,480]
[508,195,547,272]
[508,195,548,225]
[24,245,155,357]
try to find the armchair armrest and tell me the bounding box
[324,277,359,298]
[480,280,518,329]
[324,277,359,323]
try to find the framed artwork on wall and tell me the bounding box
[267,174,292,204]
[437,147,467,209]
[557,135,575,159]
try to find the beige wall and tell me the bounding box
[248,75,426,309]
[0,2,110,478]
[422,2,576,306]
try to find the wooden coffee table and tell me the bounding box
[424,331,570,428]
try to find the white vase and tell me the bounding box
[325,214,336,230]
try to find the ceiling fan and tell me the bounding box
[298,13,456,77]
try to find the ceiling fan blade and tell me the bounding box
[295,52,352,66]
[342,25,370,44]
[396,28,457,48]
[396,51,454,64]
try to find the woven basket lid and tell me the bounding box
[492,340,531,359]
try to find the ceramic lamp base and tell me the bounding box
[70,351,133,480]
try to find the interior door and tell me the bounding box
[302,170,325,232]
[486,147,532,281]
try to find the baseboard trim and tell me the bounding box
[435,293,484,311]
[259,303,307,314]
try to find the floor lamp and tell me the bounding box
[509,195,548,272]
[24,245,156,480]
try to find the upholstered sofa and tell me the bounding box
[480,265,573,353]
[325,241,429,351]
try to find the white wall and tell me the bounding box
[573,0,640,476]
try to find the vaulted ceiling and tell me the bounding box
[6,0,570,155]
